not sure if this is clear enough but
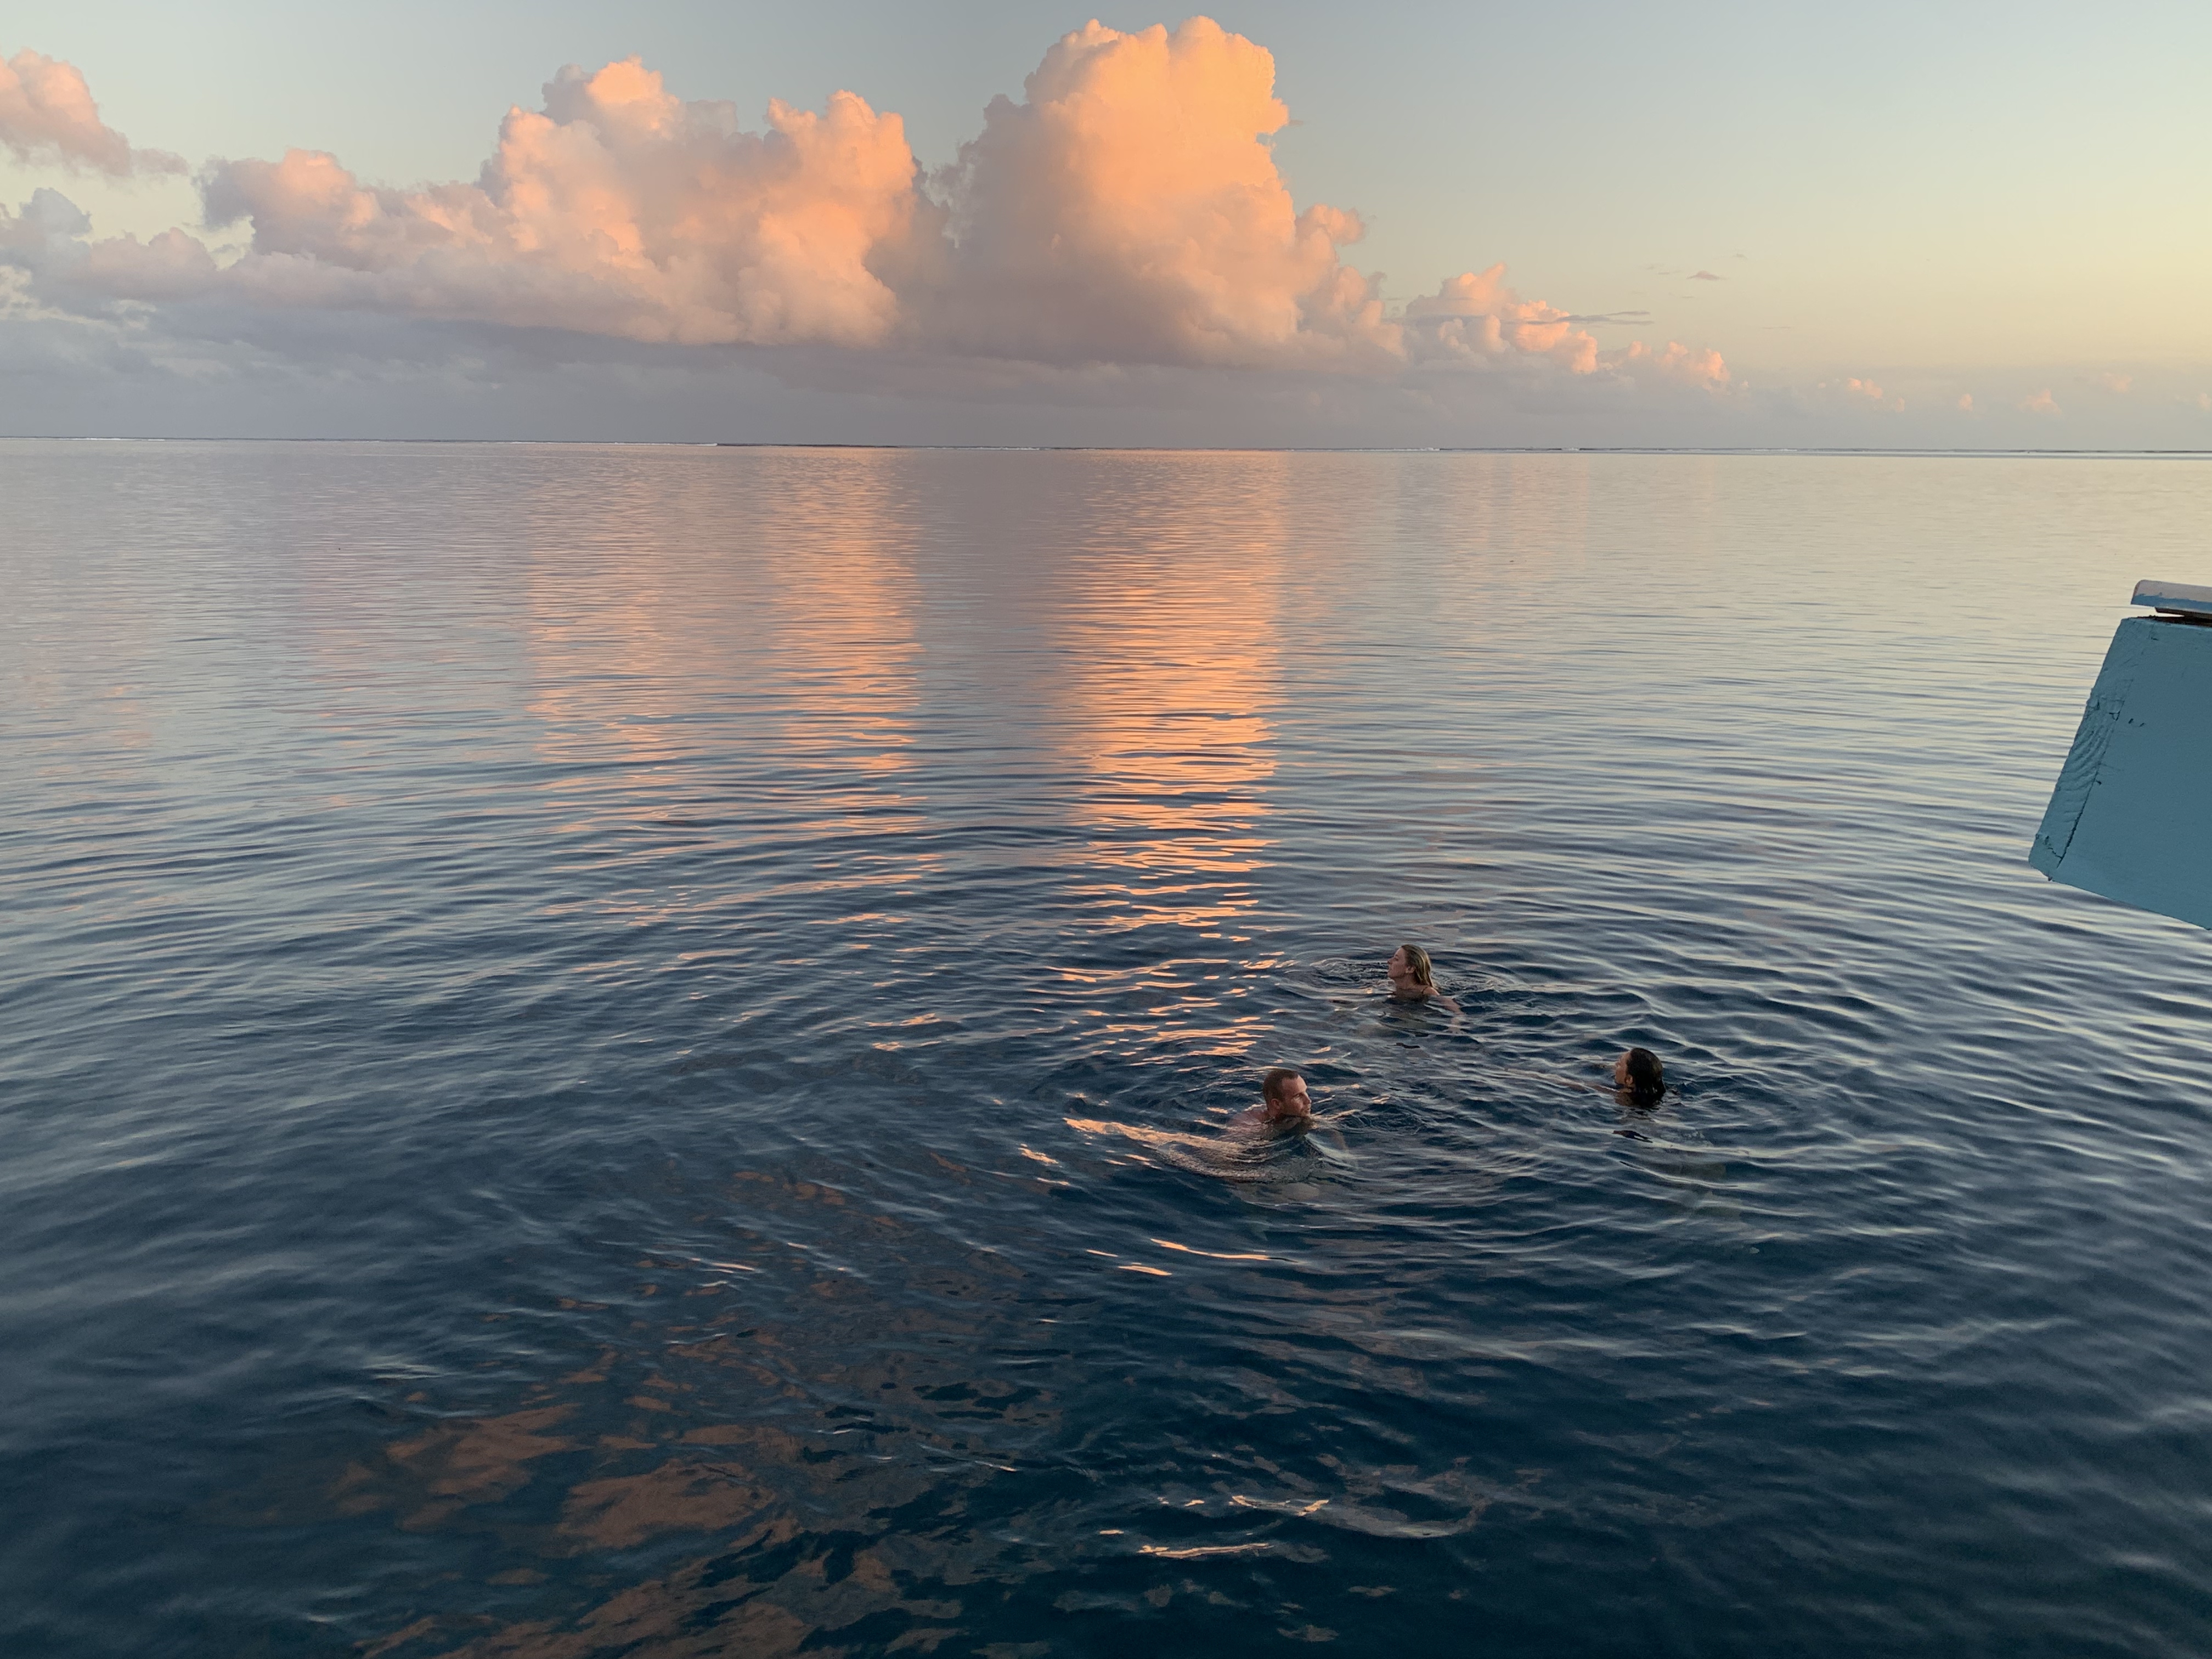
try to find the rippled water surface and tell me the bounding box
[6,442,2212,1658]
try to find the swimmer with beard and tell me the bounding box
[1232,1067,1314,1133]
[1065,1067,1348,1181]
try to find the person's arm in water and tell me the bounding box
[1305,1115,1352,1155]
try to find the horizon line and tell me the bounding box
[5,437,2212,460]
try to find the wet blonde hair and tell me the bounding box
[1397,943,1436,988]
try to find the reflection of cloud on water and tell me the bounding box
[308,1153,1533,1658]
[1137,1539,1282,1559]
[335,1404,578,1528]
[522,457,743,772]
[524,450,922,784]
[1040,454,1290,940]
[740,452,925,787]
[517,450,934,935]
[1151,1236,1269,1261]
[336,1168,1060,1658]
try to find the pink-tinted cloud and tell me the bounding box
[1604,338,1732,390]
[1401,273,1734,389]
[1957,393,1975,413]
[2022,387,2061,416]
[1403,266,1599,373]
[930,18,1396,368]
[0,48,182,176]
[185,60,924,346]
[2094,370,2131,394]
[1818,376,1902,411]
[1822,380,1911,413]
[4,21,1732,396]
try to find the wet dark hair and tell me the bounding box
[1622,1047,1665,1099]
[1261,1067,1304,1104]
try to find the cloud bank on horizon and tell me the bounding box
[0,19,1733,398]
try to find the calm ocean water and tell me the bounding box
[4,441,2211,1658]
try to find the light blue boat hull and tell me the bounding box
[2033,616,2212,930]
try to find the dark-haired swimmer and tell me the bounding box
[1386,944,1458,1012]
[1501,1046,1669,1105]
[1613,1046,1666,1104]
[1232,1067,1314,1133]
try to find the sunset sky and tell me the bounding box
[3,0,2206,446]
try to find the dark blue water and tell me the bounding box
[5,441,2211,1657]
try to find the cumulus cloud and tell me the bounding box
[2,22,1735,397]
[1604,338,1731,390]
[1404,266,1593,373]
[0,184,88,250]
[1813,376,1905,412]
[194,60,925,346]
[2094,370,2131,394]
[928,18,1395,369]
[2021,387,2061,416]
[0,48,182,176]
[1398,271,1730,388]
[1957,392,1974,413]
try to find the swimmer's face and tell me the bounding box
[1612,1051,1632,1089]
[1386,948,1417,994]
[1266,1075,1312,1120]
